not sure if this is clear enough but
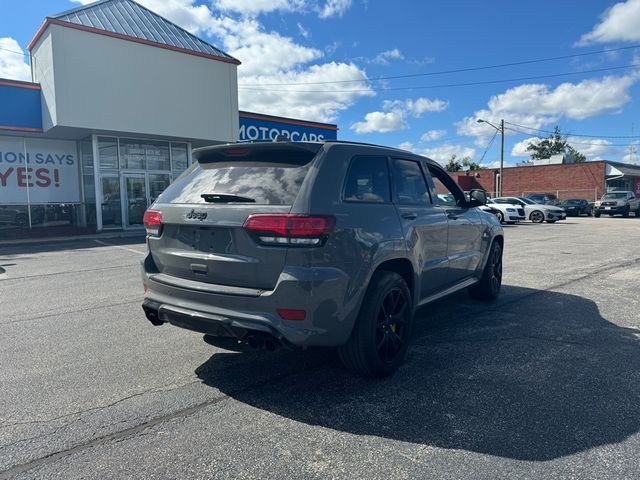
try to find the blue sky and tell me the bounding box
[1,0,639,165]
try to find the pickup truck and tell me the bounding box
[593,191,640,218]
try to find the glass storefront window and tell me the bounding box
[98,137,119,169]
[120,139,170,170]
[81,138,94,169]
[101,176,122,228]
[149,174,171,203]
[171,143,189,172]
[80,139,96,227]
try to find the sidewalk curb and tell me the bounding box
[0,231,146,247]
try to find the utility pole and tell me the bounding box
[500,119,504,197]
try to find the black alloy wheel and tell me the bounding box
[339,271,413,377]
[375,287,409,364]
[469,241,503,301]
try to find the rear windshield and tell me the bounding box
[158,149,317,205]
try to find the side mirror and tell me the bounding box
[468,189,487,206]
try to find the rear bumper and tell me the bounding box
[141,260,359,347]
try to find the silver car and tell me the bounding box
[493,196,566,223]
[141,141,504,376]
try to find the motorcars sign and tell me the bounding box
[238,111,337,142]
[0,137,80,204]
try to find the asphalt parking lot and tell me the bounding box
[1,217,639,480]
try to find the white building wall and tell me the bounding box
[31,29,57,131]
[33,24,238,143]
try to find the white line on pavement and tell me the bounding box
[93,239,146,255]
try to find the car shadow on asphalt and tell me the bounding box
[195,285,640,462]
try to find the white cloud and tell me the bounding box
[511,137,541,157]
[71,0,373,122]
[512,136,621,161]
[352,96,448,134]
[240,62,372,122]
[297,22,310,38]
[383,97,449,116]
[398,142,476,164]
[371,48,404,65]
[420,129,446,142]
[577,0,640,45]
[352,111,407,134]
[213,0,305,16]
[398,141,414,151]
[318,0,353,18]
[457,74,639,144]
[0,38,31,82]
[420,144,476,164]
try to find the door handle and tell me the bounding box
[401,212,418,220]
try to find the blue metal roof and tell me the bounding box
[51,0,237,62]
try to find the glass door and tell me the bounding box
[101,175,122,228]
[123,174,148,228]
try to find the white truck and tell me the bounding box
[593,191,640,218]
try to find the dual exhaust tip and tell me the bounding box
[246,334,280,352]
[143,305,281,352]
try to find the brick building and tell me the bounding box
[450,160,640,201]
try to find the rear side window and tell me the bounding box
[343,156,390,203]
[158,147,317,205]
[390,158,431,206]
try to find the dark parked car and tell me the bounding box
[0,205,45,227]
[526,193,561,206]
[141,141,504,377]
[561,199,591,216]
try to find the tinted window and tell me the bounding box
[343,156,390,203]
[428,165,462,207]
[391,159,430,206]
[159,152,315,205]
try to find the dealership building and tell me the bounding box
[0,0,336,237]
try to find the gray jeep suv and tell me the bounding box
[141,141,504,376]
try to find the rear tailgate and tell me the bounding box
[147,143,321,291]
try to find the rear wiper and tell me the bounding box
[201,193,256,203]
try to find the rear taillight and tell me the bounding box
[143,209,163,237]
[244,214,335,247]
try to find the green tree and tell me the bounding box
[445,154,462,172]
[461,157,483,171]
[526,126,586,162]
[444,155,483,172]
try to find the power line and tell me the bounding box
[479,130,499,164]
[238,63,640,93]
[238,44,640,86]
[503,126,638,146]
[504,121,640,139]
[0,45,28,57]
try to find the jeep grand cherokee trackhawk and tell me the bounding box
[141,141,504,376]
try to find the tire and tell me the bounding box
[338,271,413,377]
[622,206,630,218]
[530,210,545,223]
[468,241,503,301]
[497,211,504,223]
[14,214,28,227]
[594,212,600,217]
